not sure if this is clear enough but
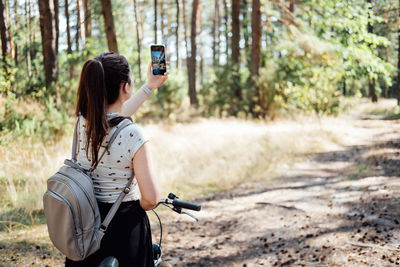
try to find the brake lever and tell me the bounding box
[181,210,198,221]
[156,200,199,221]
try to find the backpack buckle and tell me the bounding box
[100,224,107,232]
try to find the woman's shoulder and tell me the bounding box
[115,121,148,158]
[121,120,142,131]
[119,121,147,140]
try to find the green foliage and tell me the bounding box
[200,66,251,118]
[299,0,395,95]
[40,97,71,139]
[200,66,234,117]
[0,92,70,144]
[12,41,46,98]
[0,0,397,142]
[152,69,187,117]
[251,36,342,118]
[200,0,395,119]
[0,92,23,133]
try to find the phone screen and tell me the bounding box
[151,45,166,76]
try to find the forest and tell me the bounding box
[0,0,397,140]
[0,0,400,266]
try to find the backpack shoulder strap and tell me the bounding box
[67,117,133,172]
[68,117,136,232]
[99,171,135,232]
[71,116,80,161]
[89,119,132,172]
[98,119,136,232]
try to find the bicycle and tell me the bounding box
[98,193,202,267]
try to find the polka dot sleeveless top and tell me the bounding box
[76,113,148,203]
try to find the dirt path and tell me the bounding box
[157,113,400,266]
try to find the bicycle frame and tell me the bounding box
[98,193,201,267]
[152,193,201,267]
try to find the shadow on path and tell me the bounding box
[180,123,400,266]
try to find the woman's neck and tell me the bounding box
[106,101,123,114]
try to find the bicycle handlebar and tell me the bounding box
[171,199,201,211]
[156,193,201,212]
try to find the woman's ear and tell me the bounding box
[121,82,129,94]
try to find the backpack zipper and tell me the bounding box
[50,178,85,252]
[48,189,82,258]
[56,171,96,215]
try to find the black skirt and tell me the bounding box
[65,200,154,267]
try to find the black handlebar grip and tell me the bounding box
[172,199,201,211]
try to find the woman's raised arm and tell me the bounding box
[122,62,169,117]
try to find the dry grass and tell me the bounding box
[0,97,397,265]
[341,97,400,119]
[1,100,384,222]
[0,115,339,265]
[0,115,343,232]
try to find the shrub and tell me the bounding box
[151,68,187,117]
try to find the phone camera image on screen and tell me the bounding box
[151,45,166,76]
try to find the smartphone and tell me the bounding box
[151,45,166,76]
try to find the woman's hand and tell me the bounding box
[146,61,169,90]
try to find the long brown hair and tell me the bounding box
[75,52,132,167]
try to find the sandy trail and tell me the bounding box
[157,112,400,266]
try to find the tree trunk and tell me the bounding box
[75,0,81,51]
[5,0,13,61]
[160,0,170,51]
[65,0,73,80]
[28,0,38,59]
[182,0,189,65]
[38,0,58,91]
[175,0,179,69]
[101,0,118,52]
[250,1,261,76]
[198,2,203,85]
[133,0,142,81]
[138,0,144,57]
[216,0,221,66]
[13,43,17,65]
[53,0,60,106]
[397,5,400,104]
[342,79,346,96]
[65,0,72,54]
[231,0,240,65]
[289,0,295,13]
[154,0,157,43]
[211,0,218,67]
[223,0,228,61]
[0,0,11,69]
[251,0,262,116]
[367,0,377,102]
[25,0,32,76]
[160,0,164,42]
[54,0,59,55]
[369,79,377,102]
[188,0,199,106]
[384,45,388,98]
[13,0,18,64]
[83,0,91,39]
[165,0,172,51]
[231,0,241,108]
[242,0,250,66]
[32,0,37,43]
[212,0,221,67]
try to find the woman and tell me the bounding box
[65,52,168,267]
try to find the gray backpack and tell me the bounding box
[43,117,134,261]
